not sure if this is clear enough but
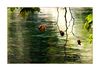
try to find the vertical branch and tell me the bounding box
[56,7,60,32]
[64,7,67,62]
[64,7,68,45]
[69,7,79,38]
[68,7,74,27]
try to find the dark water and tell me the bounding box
[8,8,92,64]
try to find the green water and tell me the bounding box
[8,7,93,64]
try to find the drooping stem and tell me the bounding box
[56,7,60,32]
[69,7,79,38]
[64,7,68,62]
[68,7,74,27]
[65,7,68,45]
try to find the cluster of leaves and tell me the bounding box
[84,13,93,43]
[19,7,40,18]
[88,34,93,43]
[9,8,15,12]
[84,14,93,31]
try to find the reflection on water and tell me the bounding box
[8,7,93,63]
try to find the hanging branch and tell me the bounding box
[69,7,79,38]
[68,7,74,27]
[63,7,68,62]
[56,7,60,32]
[56,8,65,36]
[64,7,68,46]
[69,7,85,45]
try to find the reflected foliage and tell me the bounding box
[8,7,93,64]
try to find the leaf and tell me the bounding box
[85,14,92,24]
[88,34,93,43]
[84,14,93,30]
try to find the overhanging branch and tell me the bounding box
[56,7,60,32]
[69,7,79,38]
[64,7,68,45]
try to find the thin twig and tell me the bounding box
[56,7,60,32]
[64,7,67,62]
[69,7,74,26]
[64,7,68,45]
[69,7,79,38]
